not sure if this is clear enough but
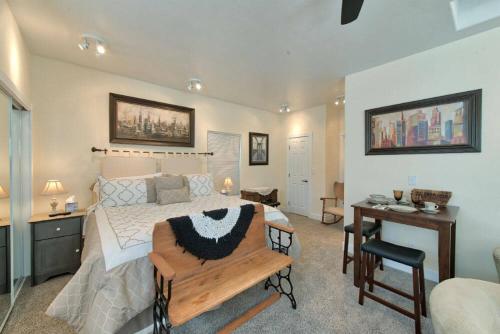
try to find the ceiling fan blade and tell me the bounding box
[341,0,365,25]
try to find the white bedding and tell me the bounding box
[95,193,289,271]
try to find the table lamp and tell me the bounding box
[41,180,69,217]
[223,177,233,194]
[0,185,8,200]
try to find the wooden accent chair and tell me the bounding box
[320,182,344,224]
[149,204,297,334]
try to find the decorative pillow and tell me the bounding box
[157,187,191,205]
[98,176,147,207]
[185,174,215,197]
[154,176,189,204]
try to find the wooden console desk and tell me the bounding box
[351,200,459,287]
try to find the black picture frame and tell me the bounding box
[249,132,269,165]
[365,89,481,155]
[109,93,195,147]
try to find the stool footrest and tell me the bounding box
[363,292,416,320]
[373,280,414,300]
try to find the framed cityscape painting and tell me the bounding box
[109,93,195,147]
[249,132,269,165]
[365,89,481,155]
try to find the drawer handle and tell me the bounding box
[75,249,80,253]
[56,227,61,232]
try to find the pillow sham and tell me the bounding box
[92,172,161,203]
[157,187,191,205]
[185,173,215,197]
[98,176,147,207]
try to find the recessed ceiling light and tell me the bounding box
[187,78,203,92]
[280,104,291,113]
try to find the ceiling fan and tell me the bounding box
[341,0,365,25]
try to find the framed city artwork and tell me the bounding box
[109,93,195,147]
[365,89,481,155]
[249,132,269,165]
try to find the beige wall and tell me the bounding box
[283,105,327,219]
[30,56,287,213]
[345,27,500,282]
[325,102,345,198]
[0,0,30,102]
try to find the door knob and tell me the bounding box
[302,180,308,183]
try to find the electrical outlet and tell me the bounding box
[408,175,417,186]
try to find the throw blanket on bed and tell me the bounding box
[168,204,254,261]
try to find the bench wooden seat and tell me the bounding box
[149,204,297,334]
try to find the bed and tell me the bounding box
[46,156,301,334]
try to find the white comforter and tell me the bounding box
[95,194,290,271]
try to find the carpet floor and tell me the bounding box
[3,214,436,334]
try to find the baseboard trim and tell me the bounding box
[307,213,322,221]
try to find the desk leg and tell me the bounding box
[438,224,451,282]
[450,223,456,278]
[353,208,362,287]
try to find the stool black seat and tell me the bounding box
[342,221,383,274]
[361,239,425,268]
[344,221,381,236]
[359,239,427,334]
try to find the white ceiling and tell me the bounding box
[8,0,500,112]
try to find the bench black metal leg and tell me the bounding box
[265,265,297,309]
[153,267,172,334]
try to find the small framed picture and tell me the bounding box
[249,132,269,165]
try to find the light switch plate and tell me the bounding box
[408,175,417,186]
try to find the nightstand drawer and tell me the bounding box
[33,217,81,241]
[33,234,81,279]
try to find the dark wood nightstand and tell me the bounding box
[28,210,85,286]
[0,219,10,294]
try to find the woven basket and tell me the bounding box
[410,189,452,206]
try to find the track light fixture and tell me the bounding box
[78,34,107,56]
[187,78,203,92]
[334,95,345,106]
[280,104,291,113]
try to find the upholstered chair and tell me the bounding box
[429,247,500,334]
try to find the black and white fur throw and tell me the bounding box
[167,204,255,262]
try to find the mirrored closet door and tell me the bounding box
[0,90,12,328]
[0,88,32,331]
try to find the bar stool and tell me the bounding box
[342,221,383,274]
[358,239,427,334]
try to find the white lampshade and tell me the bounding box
[41,180,66,196]
[223,177,233,188]
[0,185,8,199]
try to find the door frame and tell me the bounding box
[286,133,313,217]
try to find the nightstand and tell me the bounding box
[28,210,85,286]
[0,219,9,294]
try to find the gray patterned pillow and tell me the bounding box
[154,176,189,204]
[98,176,147,207]
[157,187,191,205]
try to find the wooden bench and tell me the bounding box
[149,204,297,334]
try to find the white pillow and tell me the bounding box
[98,176,148,207]
[185,173,215,197]
[92,173,162,202]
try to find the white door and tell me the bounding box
[287,135,311,216]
